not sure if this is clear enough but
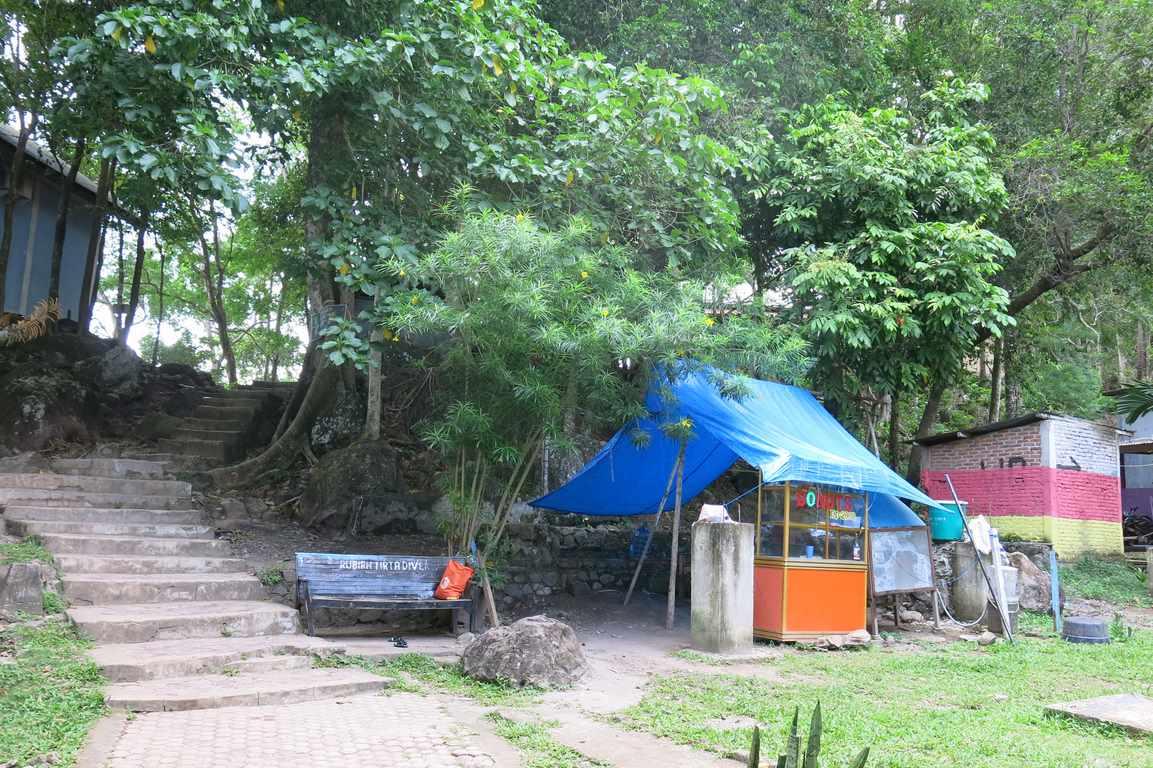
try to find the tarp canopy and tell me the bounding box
[531,368,939,527]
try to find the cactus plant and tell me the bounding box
[744,703,869,768]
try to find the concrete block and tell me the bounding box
[690,520,753,654]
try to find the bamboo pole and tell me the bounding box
[623,449,683,606]
[665,443,687,631]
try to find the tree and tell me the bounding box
[380,210,807,622]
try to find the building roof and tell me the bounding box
[0,125,104,196]
[915,412,1130,447]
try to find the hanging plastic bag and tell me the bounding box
[435,559,475,600]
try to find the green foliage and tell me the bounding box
[41,592,66,615]
[769,704,870,768]
[0,621,105,766]
[623,630,1153,767]
[1114,380,1153,423]
[762,81,1013,407]
[1061,557,1152,609]
[0,537,52,565]
[256,567,285,588]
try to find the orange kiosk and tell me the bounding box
[753,481,868,641]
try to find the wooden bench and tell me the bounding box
[294,552,476,636]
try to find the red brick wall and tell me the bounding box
[923,424,1042,471]
[922,468,1121,524]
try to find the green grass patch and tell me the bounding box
[257,567,285,587]
[1061,556,1151,608]
[0,620,105,767]
[621,631,1153,768]
[0,537,53,565]
[313,652,539,705]
[487,713,607,768]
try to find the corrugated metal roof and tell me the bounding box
[915,412,1130,447]
[0,124,101,196]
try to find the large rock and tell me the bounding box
[0,561,60,619]
[75,343,143,399]
[1006,551,1056,613]
[299,440,436,534]
[461,615,588,689]
[0,364,98,451]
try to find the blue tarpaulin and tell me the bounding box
[531,369,937,527]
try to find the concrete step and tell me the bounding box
[54,554,250,575]
[201,396,262,408]
[63,573,266,605]
[158,438,237,463]
[0,473,191,496]
[194,405,257,420]
[246,381,297,390]
[104,667,386,711]
[89,635,338,682]
[69,600,301,643]
[5,519,214,538]
[4,506,205,525]
[226,654,314,675]
[48,458,170,479]
[0,489,197,509]
[178,418,250,432]
[209,391,270,402]
[40,533,229,557]
[172,428,243,443]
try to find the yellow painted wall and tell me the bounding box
[991,515,1122,557]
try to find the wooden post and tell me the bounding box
[665,442,687,631]
[1147,550,1153,597]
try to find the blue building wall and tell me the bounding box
[1,166,95,322]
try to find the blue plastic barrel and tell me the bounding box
[929,500,967,542]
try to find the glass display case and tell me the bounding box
[753,481,869,641]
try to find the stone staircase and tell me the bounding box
[158,381,296,465]
[0,456,388,712]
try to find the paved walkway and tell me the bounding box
[98,694,504,768]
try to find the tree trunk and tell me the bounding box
[364,289,383,439]
[988,336,1004,422]
[665,441,687,631]
[905,378,947,484]
[270,274,286,382]
[888,389,902,470]
[1137,321,1149,382]
[195,207,237,385]
[113,220,126,339]
[152,242,166,366]
[1004,331,1022,417]
[0,113,39,310]
[48,137,87,308]
[78,158,115,333]
[209,353,340,489]
[118,214,148,345]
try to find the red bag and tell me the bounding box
[435,559,475,600]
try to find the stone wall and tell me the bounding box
[498,521,687,608]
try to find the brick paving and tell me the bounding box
[101,694,498,768]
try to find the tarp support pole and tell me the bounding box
[623,450,682,607]
[665,443,687,631]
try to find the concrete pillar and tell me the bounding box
[690,520,753,654]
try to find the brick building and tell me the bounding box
[917,413,1127,557]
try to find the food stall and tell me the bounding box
[753,482,869,641]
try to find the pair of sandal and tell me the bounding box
[389,635,408,648]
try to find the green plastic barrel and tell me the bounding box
[929,500,967,542]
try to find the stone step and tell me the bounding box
[247,381,297,390]
[5,506,205,525]
[201,396,262,409]
[5,519,214,538]
[178,418,250,432]
[172,428,243,443]
[158,438,237,462]
[209,391,270,402]
[40,533,229,557]
[0,489,197,509]
[194,405,257,420]
[226,654,315,675]
[48,458,170,479]
[0,473,191,497]
[103,667,387,711]
[63,573,266,605]
[89,635,338,682]
[54,554,250,575]
[69,600,301,643]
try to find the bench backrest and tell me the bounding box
[295,552,450,599]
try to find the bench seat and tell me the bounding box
[295,552,476,636]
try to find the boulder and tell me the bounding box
[1006,551,1055,613]
[461,615,588,688]
[0,365,98,451]
[299,440,436,534]
[75,343,143,399]
[0,561,60,619]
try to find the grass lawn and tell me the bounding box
[621,622,1153,768]
[0,537,53,565]
[0,619,105,767]
[487,713,607,768]
[1061,556,1152,608]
